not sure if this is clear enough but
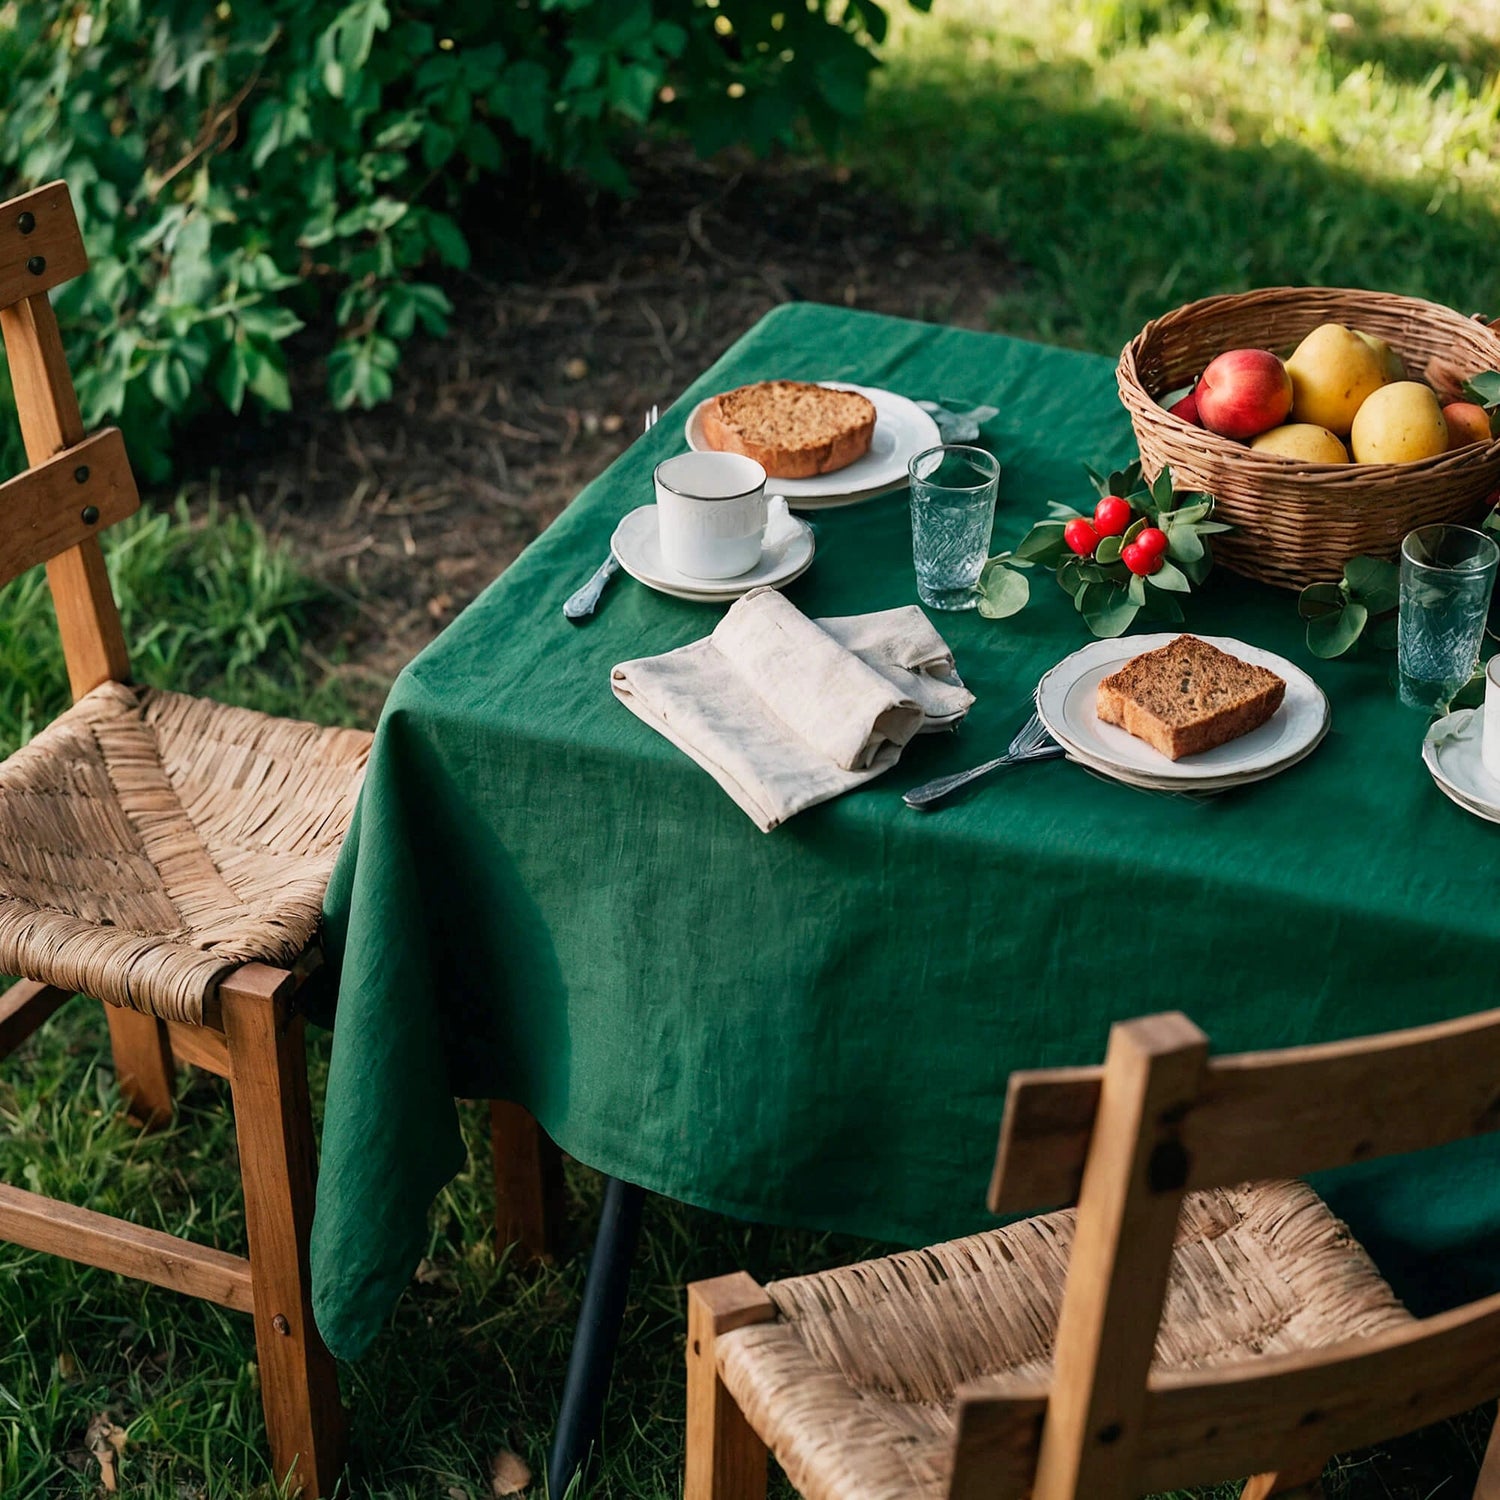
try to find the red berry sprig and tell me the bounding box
[974,460,1229,636]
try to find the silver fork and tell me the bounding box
[564,404,659,621]
[903,711,1065,810]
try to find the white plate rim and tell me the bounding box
[1423,708,1500,819]
[684,381,941,501]
[610,504,816,602]
[1063,719,1329,793]
[1035,632,1330,782]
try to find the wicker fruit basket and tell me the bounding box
[1118,286,1500,590]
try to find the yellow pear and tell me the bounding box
[1250,423,1349,463]
[1285,322,1389,436]
[1355,329,1407,383]
[1349,381,1448,464]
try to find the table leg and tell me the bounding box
[547,1177,647,1496]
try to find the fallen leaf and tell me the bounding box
[489,1448,531,1496]
[85,1413,127,1493]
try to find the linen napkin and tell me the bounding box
[611,587,974,831]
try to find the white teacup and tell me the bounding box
[654,452,770,579]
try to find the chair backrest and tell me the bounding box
[0,180,136,700]
[947,1007,1500,1500]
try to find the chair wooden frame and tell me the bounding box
[687,1007,1500,1500]
[0,182,345,1496]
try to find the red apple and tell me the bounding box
[1167,387,1200,425]
[1195,349,1293,440]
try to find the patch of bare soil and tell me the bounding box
[176,145,1021,720]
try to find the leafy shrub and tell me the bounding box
[0,0,923,477]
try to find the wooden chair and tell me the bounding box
[686,1008,1500,1500]
[0,180,370,1496]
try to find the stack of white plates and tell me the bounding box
[1423,709,1500,824]
[685,382,942,510]
[1034,634,1331,794]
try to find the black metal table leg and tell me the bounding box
[547,1176,647,1496]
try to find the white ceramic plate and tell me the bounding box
[610,504,815,603]
[1423,709,1500,823]
[684,381,942,507]
[1035,633,1330,785]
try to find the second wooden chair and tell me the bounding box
[688,1007,1500,1500]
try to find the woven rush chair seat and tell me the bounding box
[0,681,370,1025]
[714,1181,1412,1500]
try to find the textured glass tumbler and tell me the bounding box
[908,444,1001,611]
[1398,524,1499,712]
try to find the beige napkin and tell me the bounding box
[611,587,974,831]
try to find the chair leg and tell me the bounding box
[1241,1459,1327,1499]
[490,1100,565,1264]
[684,1274,777,1500]
[1476,1402,1500,1500]
[222,965,347,1498]
[104,1003,175,1128]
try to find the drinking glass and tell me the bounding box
[1398,524,1500,711]
[908,444,1001,611]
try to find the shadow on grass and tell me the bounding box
[855,52,1500,352]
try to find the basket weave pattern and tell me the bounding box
[716,1181,1410,1500]
[1118,287,1500,590]
[0,682,370,1023]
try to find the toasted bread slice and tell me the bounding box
[701,380,876,479]
[1096,635,1286,761]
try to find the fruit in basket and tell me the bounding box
[1249,423,1349,463]
[1349,381,1448,463]
[1443,401,1493,450]
[1285,323,1388,435]
[1156,384,1201,424]
[1194,349,1293,439]
[1355,330,1407,383]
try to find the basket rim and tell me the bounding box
[1117,286,1500,481]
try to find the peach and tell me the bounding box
[1443,401,1493,450]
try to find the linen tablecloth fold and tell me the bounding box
[610,587,973,830]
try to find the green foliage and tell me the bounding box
[0,499,351,759]
[979,461,1228,637]
[1462,370,1500,414]
[1297,555,1400,659]
[0,1,922,477]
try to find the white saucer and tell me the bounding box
[684,382,941,508]
[610,504,816,603]
[1035,633,1330,788]
[1423,709,1500,823]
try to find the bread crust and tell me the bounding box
[1096,635,1286,760]
[701,380,877,478]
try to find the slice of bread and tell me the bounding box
[700,381,877,479]
[1096,635,1286,761]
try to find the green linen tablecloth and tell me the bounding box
[311,301,1500,1362]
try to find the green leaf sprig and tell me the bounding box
[1461,370,1500,414]
[1297,556,1399,658]
[977,461,1229,637]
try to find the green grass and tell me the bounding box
[0,497,354,760]
[6,1,1500,1493]
[853,0,1500,353]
